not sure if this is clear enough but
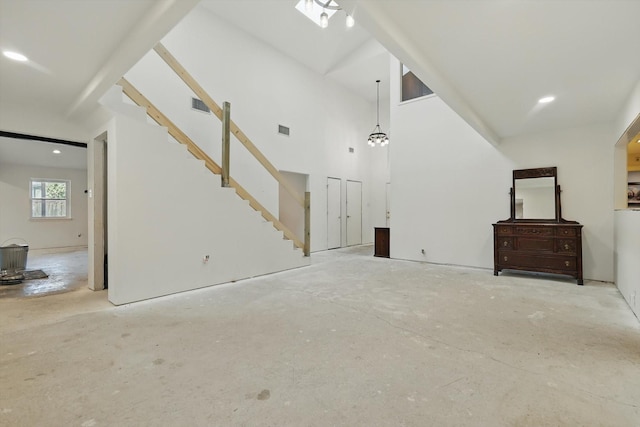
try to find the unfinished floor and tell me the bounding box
[1,245,638,426]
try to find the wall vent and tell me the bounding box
[191,97,210,113]
[349,147,355,153]
[278,125,290,136]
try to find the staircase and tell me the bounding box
[99,86,309,305]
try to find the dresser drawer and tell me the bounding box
[498,237,514,249]
[557,227,577,237]
[557,239,577,253]
[517,237,554,252]
[514,226,554,236]
[500,253,576,271]
[495,226,512,235]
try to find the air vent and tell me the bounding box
[191,97,210,113]
[278,125,290,136]
[349,147,354,153]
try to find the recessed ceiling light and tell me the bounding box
[538,96,555,104]
[53,149,61,154]
[3,50,28,62]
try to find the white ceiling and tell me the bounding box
[0,0,199,119]
[0,0,199,169]
[200,0,390,103]
[1,0,638,164]
[0,137,87,170]
[340,0,640,143]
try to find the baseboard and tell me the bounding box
[29,246,88,255]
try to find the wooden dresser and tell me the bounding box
[493,222,583,285]
[493,166,584,285]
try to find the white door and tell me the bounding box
[346,180,362,246]
[327,177,341,249]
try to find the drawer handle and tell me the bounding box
[504,256,508,262]
[564,244,569,250]
[563,230,568,234]
[503,241,508,247]
[565,261,570,267]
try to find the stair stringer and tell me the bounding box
[104,111,309,306]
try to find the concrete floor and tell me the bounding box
[1,245,639,426]
[0,249,89,299]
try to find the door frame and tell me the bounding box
[327,176,342,249]
[88,132,107,291]
[346,179,363,246]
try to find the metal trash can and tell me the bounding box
[0,240,29,273]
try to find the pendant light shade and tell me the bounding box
[346,14,355,27]
[368,80,389,147]
[320,11,329,28]
[305,0,313,12]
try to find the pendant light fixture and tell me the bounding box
[320,9,329,28]
[368,80,389,147]
[305,0,313,12]
[297,0,354,28]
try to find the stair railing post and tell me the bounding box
[304,191,311,257]
[221,101,231,187]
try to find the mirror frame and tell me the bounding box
[510,167,561,222]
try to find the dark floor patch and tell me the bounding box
[153,358,165,365]
[21,270,49,280]
[257,389,270,400]
[121,333,130,338]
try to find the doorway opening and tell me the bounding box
[327,177,341,249]
[279,170,308,249]
[89,132,108,291]
[346,180,362,246]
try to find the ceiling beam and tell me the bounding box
[65,0,200,119]
[0,130,87,148]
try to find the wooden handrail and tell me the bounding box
[117,77,304,250]
[153,42,305,208]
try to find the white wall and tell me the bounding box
[0,163,88,251]
[100,112,308,305]
[389,56,615,282]
[615,79,640,137]
[614,85,640,318]
[124,6,380,251]
[368,92,391,230]
[614,210,640,318]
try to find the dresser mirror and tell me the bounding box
[511,167,560,222]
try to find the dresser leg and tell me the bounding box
[494,270,499,276]
[577,279,583,286]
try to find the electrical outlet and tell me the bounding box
[203,255,210,263]
[421,249,425,255]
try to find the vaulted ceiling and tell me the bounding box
[339,0,640,144]
[1,0,639,156]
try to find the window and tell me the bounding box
[30,179,70,218]
[401,64,434,102]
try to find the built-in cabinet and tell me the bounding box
[493,167,584,285]
[374,227,390,258]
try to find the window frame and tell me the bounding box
[29,178,71,220]
[400,63,435,104]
